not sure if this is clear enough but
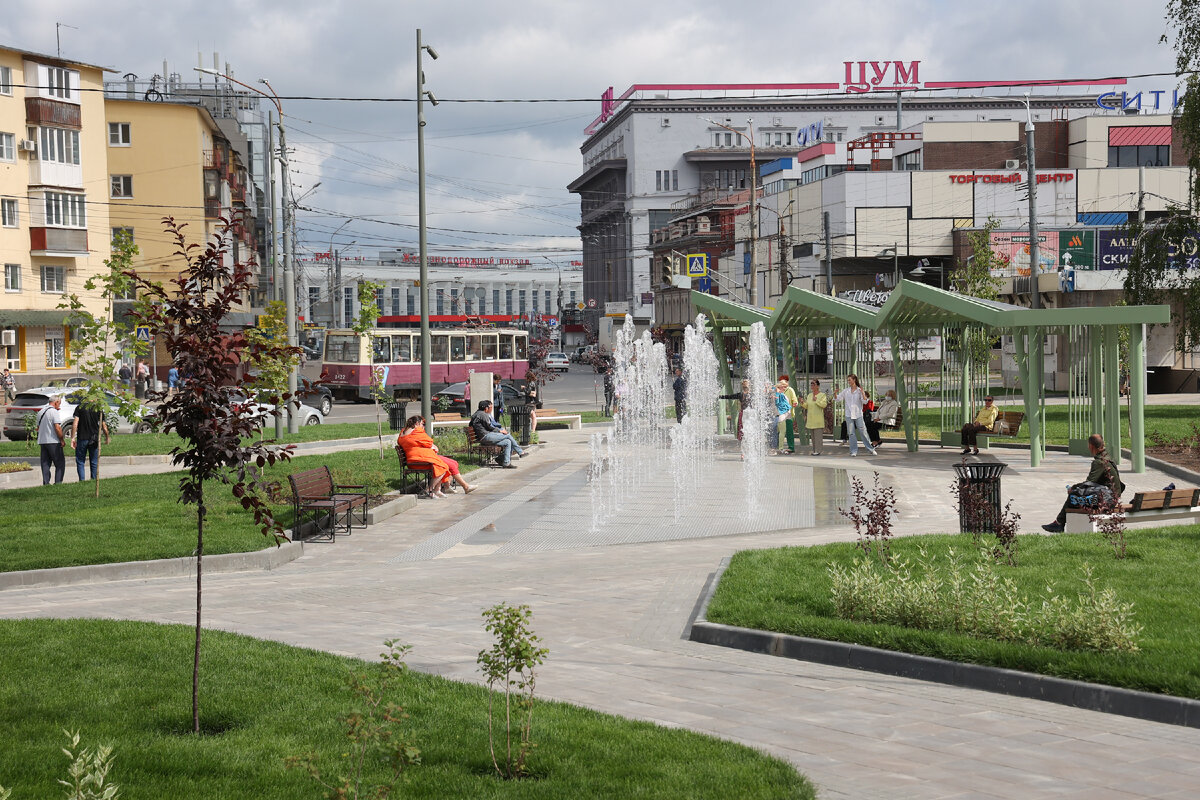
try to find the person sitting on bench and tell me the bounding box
[470,400,524,468]
[875,389,900,427]
[960,395,999,455]
[398,415,474,498]
[1042,433,1124,533]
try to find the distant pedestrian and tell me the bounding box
[167,366,180,396]
[776,375,799,453]
[801,379,829,456]
[1,367,14,403]
[718,379,751,441]
[36,395,66,485]
[71,398,110,481]
[135,359,149,399]
[836,373,877,457]
[492,376,506,422]
[118,362,132,389]
[602,367,615,417]
[672,367,687,423]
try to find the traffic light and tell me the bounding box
[660,256,673,287]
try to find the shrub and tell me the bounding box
[0,730,120,800]
[477,603,549,780]
[827,548,1140,652]
[837,472,896,563]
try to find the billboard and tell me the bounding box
[988,231,1058,277]
[1098,229,1200,270]
[1058,230,1095,270]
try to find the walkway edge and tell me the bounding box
[688,558,1200,729]
[0,540,305,592]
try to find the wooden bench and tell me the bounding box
[879,406,903,431]
[465,425,504,466]
[430,412,468,430]
[287,466,369,541]
[1064,487,1200,533]
[940,410,1025,448]
[394,445,436,496]
[531,407,582,430]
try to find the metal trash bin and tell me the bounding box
[952,462,1007,534]
[508,403,533,446]
[386,401,409,431]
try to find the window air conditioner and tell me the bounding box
[0,330,15,346]
[1005,159,1021,169]
[19,139,36,152]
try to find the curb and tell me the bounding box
[0,540,306,592]
[688,558,1200,729]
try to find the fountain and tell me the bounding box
[741,322,773,517]
[669,314,721,520]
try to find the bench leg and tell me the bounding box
[297,507,337,543]
[1063,514,1097,534]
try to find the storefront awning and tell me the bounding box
[0,309,73,327]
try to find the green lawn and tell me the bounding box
[705,528,1200,699]
[0,619,812,800]
[0,447,474,573]
[879,404,1196,447]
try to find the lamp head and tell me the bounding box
[426,91,439,107]
[425,45,439,60]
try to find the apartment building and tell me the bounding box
[0,47,111,388]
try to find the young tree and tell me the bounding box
[59,230,149,497]
[952,217,1006,399]
[127,218,298,734]
[350,280,388,458]
[1124,4,1200,351]
[244,301,299,441]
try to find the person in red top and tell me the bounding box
[397,415,474,498]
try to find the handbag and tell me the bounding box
[1067,481,1114,508]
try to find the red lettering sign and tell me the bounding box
[843,60,921,93]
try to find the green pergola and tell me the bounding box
[693,282,1170,472]
[691,292,772,434]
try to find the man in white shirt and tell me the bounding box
[36,395,66,485]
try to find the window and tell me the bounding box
[492,289,500,314]
[545,290,551,312]
[483,334,498,360]
[39,127,80,165]
[4,263,19,291]
[0,133,12,162]
[450,288,459,314]
[478,292,486,314]
[724,132,732,146]
[672,170,678,191]
[532,291,539,313]
[655,170,662,191]
[896,151,922,171]
[436,288,444,315]
[500,335,513,359]
[570,290,577,306]
[1,198,17,227]
[343,286,353,323]
[1108,145,1169,167]
[371,336,391,364]
[110,175,133,198]
[450,336,466,362]
[763,133,772,147]
[775,133,783,146]
[41,265,65,293]
[111,227,134,244]
[431,335,448,362]
[714,133,722,147]
[108,122,131,146]
[325,334,360,363]
[467,335,482,361]
[0,66,11,95]
[43,192,85,227]
[515,335,527,360]
[390,287,400,316]
[45,327,66,368]
[392,335,411,362]
[505,289,513,315]
[47,67,73,99]
[519,290,527,315]
[785,132,792,146]
[406,293,415,315]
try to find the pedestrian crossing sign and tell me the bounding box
[686,253,708,277]
[135,326,151,342]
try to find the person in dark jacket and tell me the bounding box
[672,367,687,423]
[469,400,524,467]
[718,379,750,441]
[1042,433,1125,532]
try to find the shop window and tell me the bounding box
[1108,145,1169,167]
[45,327,66,368]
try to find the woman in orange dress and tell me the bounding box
[397,415,474,498]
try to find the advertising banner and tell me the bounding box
[988,231,1058,277]
[1058,230,1095,270]
[1097,230,1133,270]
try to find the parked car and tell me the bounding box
[44,377,92,389]
[3,388,154,440]
[298,383,333,416]
[434,381,522,415]
[231,393,325,428]
[545,352,570,373]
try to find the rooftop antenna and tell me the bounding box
[56,23,78,58]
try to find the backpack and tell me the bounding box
[1067,481,1115,508]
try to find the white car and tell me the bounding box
[232,393,324,427]
[545,352,570,373]
[3,387,155,440]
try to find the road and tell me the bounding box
[320,362,608,426]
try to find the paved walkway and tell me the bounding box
[3,428,1200,798]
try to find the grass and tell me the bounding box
[705,528,1200,699]
[0,619,813,799]
[878,403,1196,447]
[0,447,476,573]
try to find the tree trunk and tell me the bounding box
[376,398,384,459]
[193,481,204,735]
[93,436,101,499]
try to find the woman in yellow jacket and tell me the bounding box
[801,378,829,456]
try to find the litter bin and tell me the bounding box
[386,401,409,431]
[508,403,533,446]
[952,462,1007,534]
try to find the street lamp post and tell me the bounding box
[417,29,439,433]
[196,66,299,434]
[328,219,351,327]
[704,117,757,306]
[877,243,900,288]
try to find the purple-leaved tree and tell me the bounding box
[128,217,299,734]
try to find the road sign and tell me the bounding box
[686,253,709,277]
[135,326,151,343]
[576,302,585,310]
[587,298,597,308]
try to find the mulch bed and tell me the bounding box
[1147,446,1200,477]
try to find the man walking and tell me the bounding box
[469,400,524,468]
[36,395,66,485]
[602,366,614,417]
[672,367,687,423]
[71,397,111,481]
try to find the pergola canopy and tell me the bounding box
[767,286,880,331]
[690,291,772,328]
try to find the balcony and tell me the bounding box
[30,227,87,256]
[25,98,81,128]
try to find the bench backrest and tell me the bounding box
[289,466,333,500]
[534,408,558,417]
[992,411,1024,435]
[1130,488,1200,512]
[433,412,462,421]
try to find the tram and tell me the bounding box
[320,326,530,401]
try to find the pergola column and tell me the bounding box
[1103,325,1121,466]
[890,331,917,452]
[1089,329,1103,436]
[1129,323,1146,473]
[783,333,808,447]
[712,324,733,435]
[1029,328,1044,468]
[1015,331,1038,469]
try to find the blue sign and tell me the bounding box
[743,251,752,275]
[686,253,709,277]
[696,276,712,292]
[798,120,825,148]
[135,326,151,342]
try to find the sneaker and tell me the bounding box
[961,448,971,455]
[849,452,857,457]
[1041,522,1064,533]
[501,464,517,469]
[867,448,878,456]
[972,448,979,455]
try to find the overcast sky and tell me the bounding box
[1,0,1183,263]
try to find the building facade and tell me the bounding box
[0,47,111,388]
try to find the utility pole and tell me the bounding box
[1024,94,1042,467]
[417,29,439,433]
[267,115,279,303]
[333,250,341,326]
[823,211,833,295]
[1025,97,1041,312]
[748,118,757,307]
[1138,165,1146,225]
